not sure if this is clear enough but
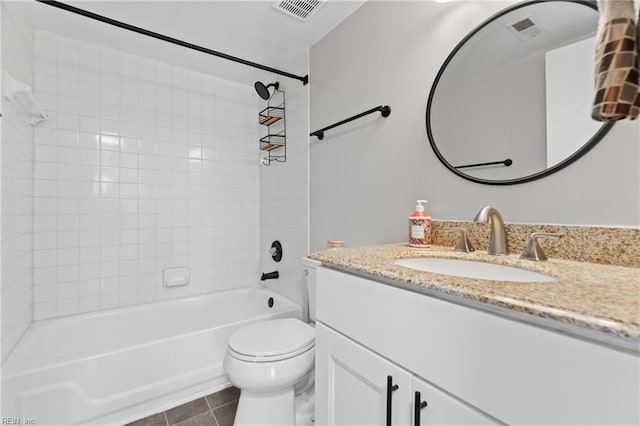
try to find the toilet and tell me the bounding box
[223,258,320,426]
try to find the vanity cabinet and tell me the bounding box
[315,323,412,425]
[316,322,497,425]
[411,376,496,425]
[314,267,640,425]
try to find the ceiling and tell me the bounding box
[64,0,365,70]
[443,1,597,84]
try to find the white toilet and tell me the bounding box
[223,258,320,426]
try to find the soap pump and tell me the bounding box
[409,200,432,248]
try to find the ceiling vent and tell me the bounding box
[273,0,325,22]
[507,16,544,41]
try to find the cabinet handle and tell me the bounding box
[414,391,428,426]
[386,375,399,426]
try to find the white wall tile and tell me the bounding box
[32,30,261,319]
[33,302,56,321]
[259,55,309,307]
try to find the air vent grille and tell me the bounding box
[507,15,544,41]
[273,0,324,22]
[512,18,535,32]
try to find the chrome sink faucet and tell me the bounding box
[474,206,508,256]
[521,232,563,261]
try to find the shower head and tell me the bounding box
[254,81,279,100]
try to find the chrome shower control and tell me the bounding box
[270,241,283,262]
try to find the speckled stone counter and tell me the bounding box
[309,244,640,352]
[431,221,640,267]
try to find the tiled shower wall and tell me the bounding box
[260,55,309,307]
[1,4,35,361]
[31,30,261,320]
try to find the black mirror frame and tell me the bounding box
[425,0,615,186]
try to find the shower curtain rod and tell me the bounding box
[36,1,309,85]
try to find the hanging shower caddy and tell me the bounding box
[259,88,286,165]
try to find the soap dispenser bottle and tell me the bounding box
[409,200,432,248]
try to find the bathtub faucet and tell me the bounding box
[261,271,279,281]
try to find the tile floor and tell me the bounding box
[126,386,240,426]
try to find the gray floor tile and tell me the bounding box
[205,387,240,409]
[175,411,218,426]
[212,401,238,426]
[125,412,168,426]
[166,398,210,425]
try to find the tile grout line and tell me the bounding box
[127,389,237,425]
[211,399,239,426]
[203,396,220,426]
[203,395,212,411]
[215,399,238,410]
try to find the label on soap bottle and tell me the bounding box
[411,225,425,239]
[409,218,432,247]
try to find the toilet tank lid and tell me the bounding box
[229,318,315,357]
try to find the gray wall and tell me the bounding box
[309,1,640,251]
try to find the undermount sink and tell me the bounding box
[394,258,556,282]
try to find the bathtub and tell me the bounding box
[1,287,302,425]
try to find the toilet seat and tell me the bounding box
[228,341,315,362]
[228,318,315,362]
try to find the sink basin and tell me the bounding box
[394,258,556,282]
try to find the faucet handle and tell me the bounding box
[520,232,563,261]
[444,228,475,253]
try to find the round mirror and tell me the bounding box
[426,0,614,185]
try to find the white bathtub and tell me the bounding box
[1,287,302,425]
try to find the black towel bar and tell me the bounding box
[455,159,513,169]
[310,105,391,140]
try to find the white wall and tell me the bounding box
[1,2,35,361]
[31,30,261,320]
[309,0,640,251]
[260,53,309,306]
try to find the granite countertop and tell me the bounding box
[308,244,640,352]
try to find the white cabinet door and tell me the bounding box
[412,376,497,426]
[316,322,413,426]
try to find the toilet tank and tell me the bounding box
[302,257,321,323]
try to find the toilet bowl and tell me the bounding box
[224,318,315,426]
[223,258,321,426]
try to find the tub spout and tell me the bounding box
[261,271,279,281]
